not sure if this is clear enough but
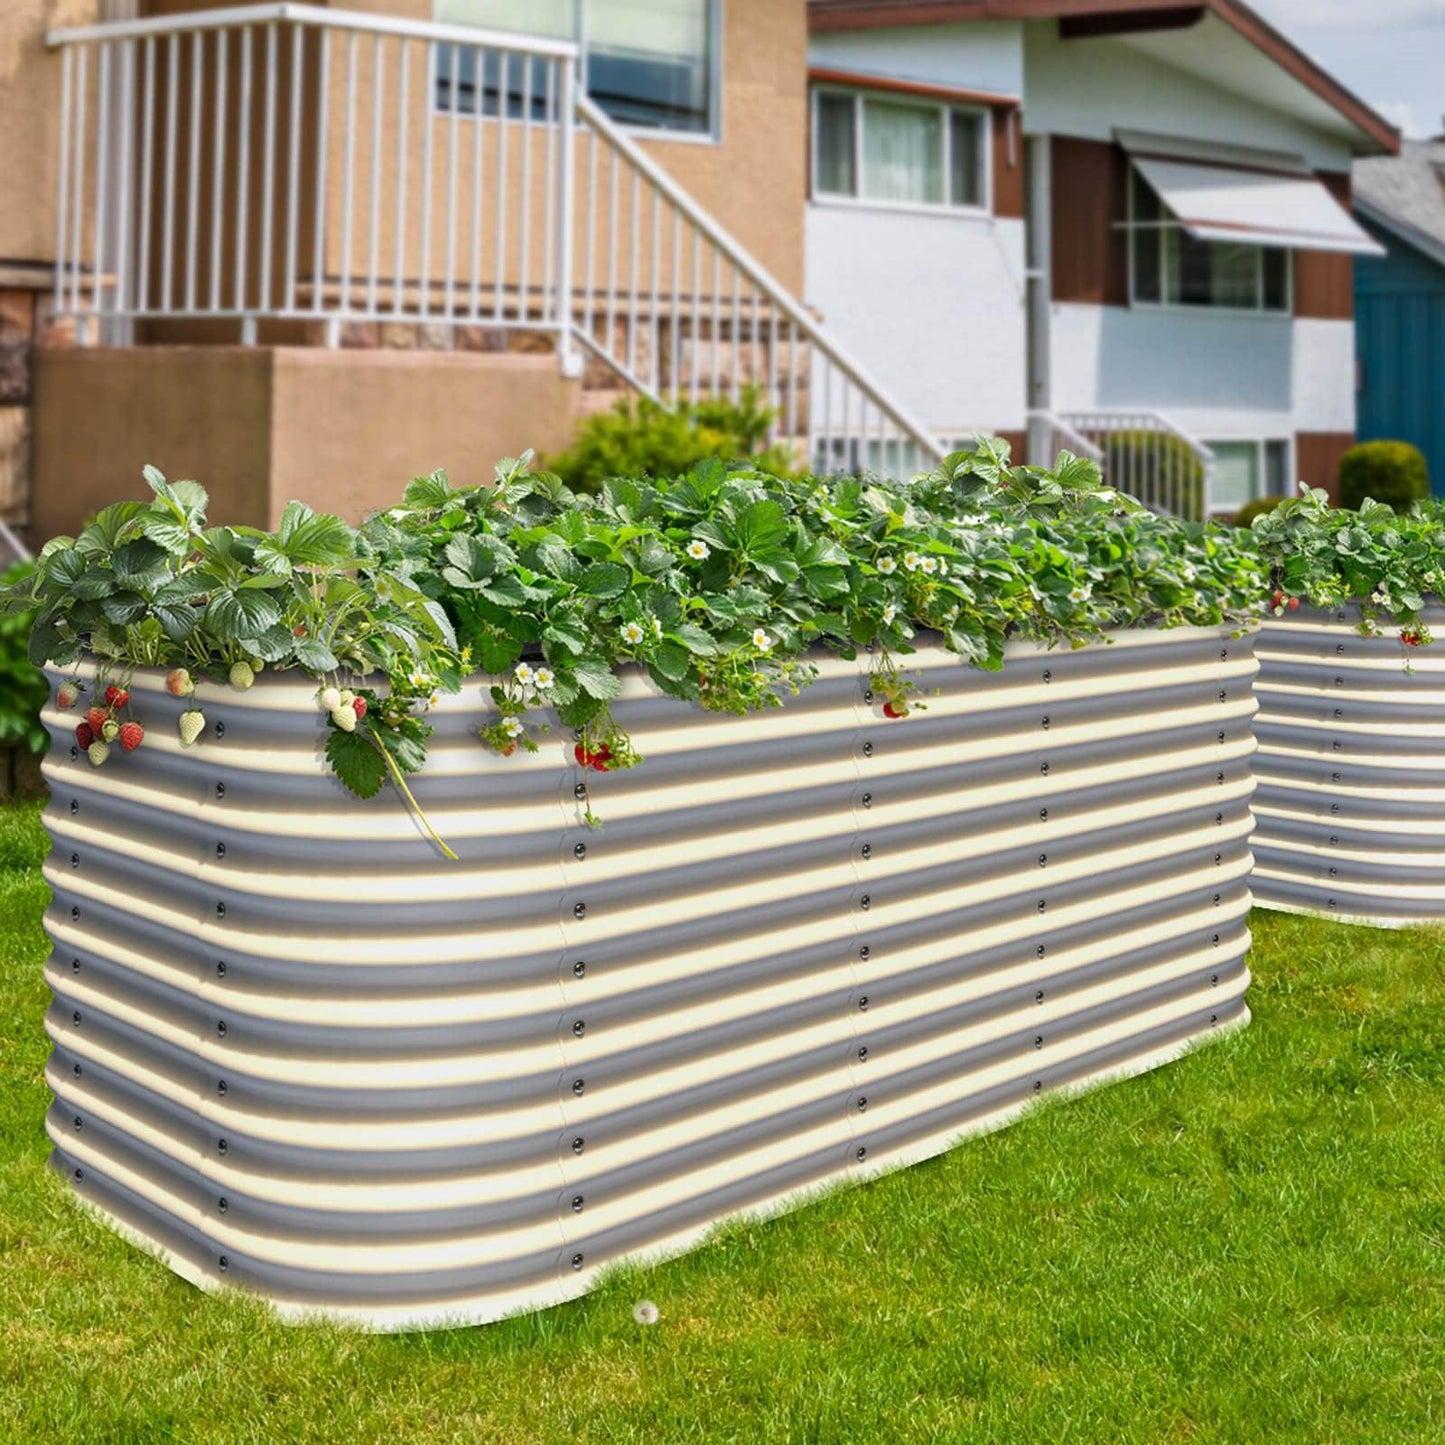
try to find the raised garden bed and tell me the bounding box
[1253,604,1445,926]
[41,627,1257,1329]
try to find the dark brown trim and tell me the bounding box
[807,0,1401,155]
[1060,5,1204,37]
[1293,170,1354,321]
[1050,136,1129,305]
[1295,432,1355,504]
[993,109,1025,218]
[807,66,1021,109]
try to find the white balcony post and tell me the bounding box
[555,55,580,378]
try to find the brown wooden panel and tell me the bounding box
[993,109,1024,220]
[1295,431,1355,504]
[1293,172,1354,321]
[1050,136,1128,306]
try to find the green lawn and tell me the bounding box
[2,799,1443,1444]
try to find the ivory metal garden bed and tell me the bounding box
[1253,604,1445,926]
[41,626,1257,1329]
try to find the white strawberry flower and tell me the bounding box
[877,557,897,575]
[652,617,663,638]
[502,717,524,737]
[938,558,948,575]
[621,621,646,646]
[920,556,938,575]
[903,552,922,572]
[514,662,535,686]
[533,667,555,690]
[687,539,710,560]
[882,604,897,626]
[1070,583,1093,603]
[752,629,772,651]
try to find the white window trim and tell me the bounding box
[1204,435,1296,507]
[1125,162,1292,318]
[434,0,725,145]
[810,84,993,218]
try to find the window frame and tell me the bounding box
[810,83,993,218]
[434,0,725,145]
[1203,436,1295,512]
[1126,162,1293,318]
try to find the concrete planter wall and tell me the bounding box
[41,627,1256,1330]
[1253,604,1445,926]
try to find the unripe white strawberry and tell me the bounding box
[248,657,265,673]
[338,689,356,708]
[178,709,206,747]
[229,661,255,691]
[101,719,120,743]
[330,705,358,734]
[87,740,111,767]
[319,686,341,712]
[166,667,193,697]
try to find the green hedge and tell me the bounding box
[1339,441,1430,513]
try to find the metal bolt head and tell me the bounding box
[70,799,79,815]
[1034,1036,1044,1049]
[218,1197,229,1213]
[218,1255,229,1272]
[216,961,227,978]
[573,843,587,860]
[1035,991,1044,1004]
[1040,762,1050,776]
[856,1096,867,1112]
[862,741,874,758]
[214,721,226,739]
[857,1047,868,1062]
[860,843,872,860]
[72,1011,81,1027]
[573,902,587,920]
[571,1254,584,1271]
[572,1196,584,1213]
[216,843,226,859]
[856,1147,867,1162]
[859,894,871,911]
[217,1080,228,1096]
[574,783,588,800]
[216,1020,227,1036]
[69,853,79,870]
[216,902,227,919]
[216,782,226,799]
[217,1138,228,1153]
[1033,1080,1043,1093]
[572,1079,585,1096]
[73,1115,82,1130]
[71,958,81,973]
[572,961,586,979]
[858,945,870,961]
[571,1137,585,1154]
[858,996,869,1011]
[860,792,872,808]
[572,1020,585,1037]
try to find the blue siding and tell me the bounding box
[1355,216,1445,493]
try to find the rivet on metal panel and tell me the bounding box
[1033,1080,1043,1093]
[861,792,872,808]
[572,1254,584,1271]
[217,1139,228,1153]
[859,895,871,911]
[1328,898,1338,909]
[1216,772,1225,784]
[1212,893,1221,905]
[1034,1036,1044,1049]
[71,958,81,973]
[1039,808,1048,822]
[1042,669,1051,683]
[856,1147,868,1162]
[218,1197,228,1213]
[218,1256,229,1272]
[1332,740,1342,752]
[571,1137,585,1154]
[573,902,587,920]
[1330,804,1340,815]
[1336,644,1345,655]
[572,1079,585,1096]
[574,784,588,800]
[1334,677,1344,688]
[216,961,226,978]
[70,799,79,815]
[1331,772,1341,784]
[216,1020,227,1036]
[858,945,871,960]
[1211,933,1220,945]
[864,689,874,704]
[1217,731,1225,744]
[1215,812,1224,825]
[1036,944,1045,958]
[73,1116,82,1130]
[860,843,872,860]
[216,902,227,919]
[572,1196,585,1213]
[69,747,78,761]
[214,721,226,739]
[862,741,874,758]
[573,843,587,860]
[1329,836,1339,847]
[1329,867,1338,879]
[1333,708,1343,719]
[1038,854,1048,868]
[857,1047,868,1062]
[74,1169,83,1182]
[856,1097,867,1112]
[1220,648,1228,661]
[572,961,586,979]
[70,906,80,922]
[1040,762,1050,776]
[1214,853,1222,864]
[1218,691,1226,704]
[572,1020,585,1037]
[1037,900,1046,913]
[858,996,869,1011]
[1211,974,1219,986]
[73,1063,82,1077]
[1041,716,1050,730]
[1035,991,1044,1004]
[70,853,79,870]
[217,1080,228,1095]
[215,782,226,799]
[573,727,585,741]
[72,1011,81,1027]
[1210,1014,1219,1026]
[216,843,226,859]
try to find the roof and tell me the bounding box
[807,0,1401,156]
[1354,140,1445,270]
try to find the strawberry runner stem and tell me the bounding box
[378,741,459,862]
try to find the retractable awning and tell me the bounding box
[1129,153,1386,256]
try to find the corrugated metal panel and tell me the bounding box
[41,626,1257,1330]
[1252,605,1445,925]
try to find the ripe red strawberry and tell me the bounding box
[1401,629,1424,648]
[56,683,80,710]
[1286,597,1301,611]
[352,697,367,720]
[118,721,144,752]
[1270,590,1284,609]
[75,722,94,750]
[591,745,614,773]
[104,685,130,708]
[86,706,109,734]
[574,743,591,768]
[883,701,904,719]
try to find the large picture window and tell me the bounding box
[436,0,718,137]
[1129,166,1289,313]
[1208,438,1292,511]
[813,88,988,212]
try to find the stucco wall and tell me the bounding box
[31,345,583,540]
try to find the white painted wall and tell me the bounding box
[1048,305,1356,438]
[1022,23,1357,174]
[808,22,1025,98]
[807,205,1029,435]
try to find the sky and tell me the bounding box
[1248,0,1445,140]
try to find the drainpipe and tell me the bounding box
[1025,132,1051,466]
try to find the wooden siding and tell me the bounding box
[1050,136,1129,306]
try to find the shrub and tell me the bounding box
[1096,430,1206,518]
[0,562,47,756]
[1338,441,1430,513]
[547,386,797,492]
[1234,496,1284,528]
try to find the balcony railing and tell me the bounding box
[1055,411,1216,521]
[47,2,945,479]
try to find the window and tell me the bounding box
[813,89,988,211]
[1129,166,1290,313]
[1207,438,1292,511]
[436,0,718,136]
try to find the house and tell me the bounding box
[806,0,1398,514]
[0,0,1399,543]
[1353,136,1445,490]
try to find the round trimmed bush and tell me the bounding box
[1234,496,1285,528]
[1338,440,1430,512]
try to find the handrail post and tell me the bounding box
[555,55,581,378]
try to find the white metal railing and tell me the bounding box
[0,520,32,570]
[46,3,945,479]
[1057,411,1215,521]
[1025,411,1104,471]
